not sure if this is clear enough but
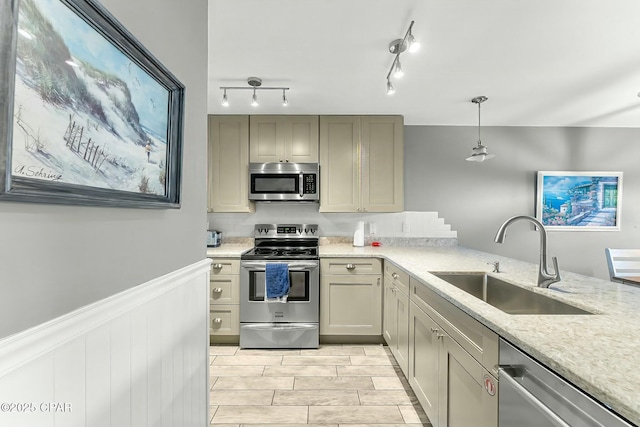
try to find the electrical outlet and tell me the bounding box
[369,222,377,235]
[402,221,410,233]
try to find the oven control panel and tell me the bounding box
[255,224,318,237]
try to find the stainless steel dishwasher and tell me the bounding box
[498,338,634,427]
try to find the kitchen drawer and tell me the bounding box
[210,304,240,335]
[410,276,499,376]
[321,257,381,275]
[210,275,239,304]
[210,258,240,276]
[384,261,409,295]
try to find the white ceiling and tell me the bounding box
[208,0,640,127]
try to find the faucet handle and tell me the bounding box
[551,256,561,280]
[487,261,500,273]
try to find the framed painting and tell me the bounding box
[0,0,184,208]
[536,171,623,231]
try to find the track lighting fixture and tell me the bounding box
[466,96,495,162]
[219,77,290,108]
[386,20,419,95]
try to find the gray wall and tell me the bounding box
[0,0,208,338]
[405,125,640,280]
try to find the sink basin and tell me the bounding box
[431,272,592,315]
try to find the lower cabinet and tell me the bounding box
[209,257,240,343]
[383,261,410,376]
[408,276,499,427]
[408,300,441,424]
[320,258,382,336]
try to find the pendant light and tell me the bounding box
[466,96,495,162]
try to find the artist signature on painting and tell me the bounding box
[14,165,63,182]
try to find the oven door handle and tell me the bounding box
[241,261,319,271]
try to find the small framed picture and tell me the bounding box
[536,171,622,231]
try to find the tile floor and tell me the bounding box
[209,344,432,426]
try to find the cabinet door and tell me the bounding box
[320,274,382,335]
[208,115,254,212]
[383,280,398,349]
[319,116,360,212]
[249,115,282,162]
[360,116,404,212]
[284,116,319,163]
[249,116,319,163]
[395,287,410,376]
[409,301,440,426]
[440,334,498,427]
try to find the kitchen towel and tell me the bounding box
[265,262,290,302]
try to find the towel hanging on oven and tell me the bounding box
[265,263,290,302]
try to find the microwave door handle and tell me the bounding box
[299,172,304,197]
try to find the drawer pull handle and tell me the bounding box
[346,264,356,270]
[213,318,222,324]
[213,263,223,269]
[212,288,222,293]
[392,272,399,279]
[436,333,445,339]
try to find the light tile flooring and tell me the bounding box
[209,344,432,426]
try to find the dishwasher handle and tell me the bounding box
[499,367,572,427]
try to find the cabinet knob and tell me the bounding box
[213,318,222,324]
[436,333,445,339]
[392,272,399,279]
[212,288,222,293]
[213,263,223,269]
[346,264,356,270]
[430,327,439,333]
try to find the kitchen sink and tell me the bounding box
[431,272,592,315]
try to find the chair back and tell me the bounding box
[605,248,640,283]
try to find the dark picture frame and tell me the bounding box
[536,171,623,231]
[0,0,184,208]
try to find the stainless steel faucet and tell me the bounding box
[494,215,561,288]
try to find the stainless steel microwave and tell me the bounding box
[249,163,319,202]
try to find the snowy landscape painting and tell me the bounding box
[0,0,184,207]
[536,171,622,231]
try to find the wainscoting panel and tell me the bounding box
[0,259,211,427]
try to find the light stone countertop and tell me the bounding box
[207,242,640,425]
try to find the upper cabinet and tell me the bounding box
[207,115,254,213]
[249,115,319,163]
[320,115,403,213]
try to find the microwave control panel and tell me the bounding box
[303,174,317,194]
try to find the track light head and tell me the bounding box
[221,89,229,107]
[393,60,404,79]
[408,33,420,53]
[386,80,395,95]
[282,90,289,106]
[251,89,259,107]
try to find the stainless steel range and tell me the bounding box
[240,224,319,349]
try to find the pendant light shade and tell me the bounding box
[466,96,495,162]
